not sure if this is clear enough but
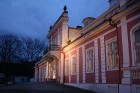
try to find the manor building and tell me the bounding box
[34,0,140,93]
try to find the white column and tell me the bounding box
[121,16,130,68]
[60,54,64,84]
[121,16,131,84]
[94,39,99,83]
[62,21,68,47]
[46,62,48,81]
[76,49,79,83]
[100,36,106,83]
[59,59,61,82]
[82,45,86,83]
[69,53,71,83]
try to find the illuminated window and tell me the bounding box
[106,38,119,70]
[86,48,94,73]
[65,59,69,76]
[71,55,76,75]
[134,28,140,65]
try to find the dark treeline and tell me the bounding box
[0,34,46,78]
[0,62,34,77]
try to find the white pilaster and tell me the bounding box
[60,54,64,84]
[77,49,79,83]
[46,62,48,81]
[82,45,86,83]
[62,21,68,47]
[94,39,99,83]
[100,36,106,83]
[58,60,60,81]
[121,16,130,68]
[69,53,71,83]
[121,16,131,84]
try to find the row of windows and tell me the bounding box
[65,39,119,75]
[65,28,140,75]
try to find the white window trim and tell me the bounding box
[86,47,94,73]
[71,54,77,75]
[105,36,119,71]
[130,24,140,66]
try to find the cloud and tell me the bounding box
[0,0,109,40]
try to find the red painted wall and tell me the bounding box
[71,75,76,83]
[132,79,140,84]
[65,76,69,83]
[106,71,119,83]
[126,9,140,20]
[86,73,94,83]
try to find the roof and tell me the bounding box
[82,17,96,23]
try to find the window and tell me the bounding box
[109,0,119,7]
[86,48,94,73]
[65,59,69,76]
[134,29,140,65]
[106,38,119,70]
[55,34,58,45]
[71,55,76,75]
[60,31,62,45]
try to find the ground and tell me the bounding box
[0,82,96,93]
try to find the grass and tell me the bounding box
[0,89,29,93]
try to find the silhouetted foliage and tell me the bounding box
[0,34,46,63]
[21,37,46,62]
[0,34,22,63]
[0,34,46,77]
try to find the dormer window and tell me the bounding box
[82,17,95,27]
[109,0,119,7]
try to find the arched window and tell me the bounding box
[134,28,140,65]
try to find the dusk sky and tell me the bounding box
[0,0,109,40]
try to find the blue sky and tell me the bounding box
[0,0,109,40]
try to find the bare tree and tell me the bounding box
[0,34,22,63]
[21,37,46,62]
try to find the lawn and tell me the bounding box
[0,89,29,93]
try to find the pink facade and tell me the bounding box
[35,0,140,93]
